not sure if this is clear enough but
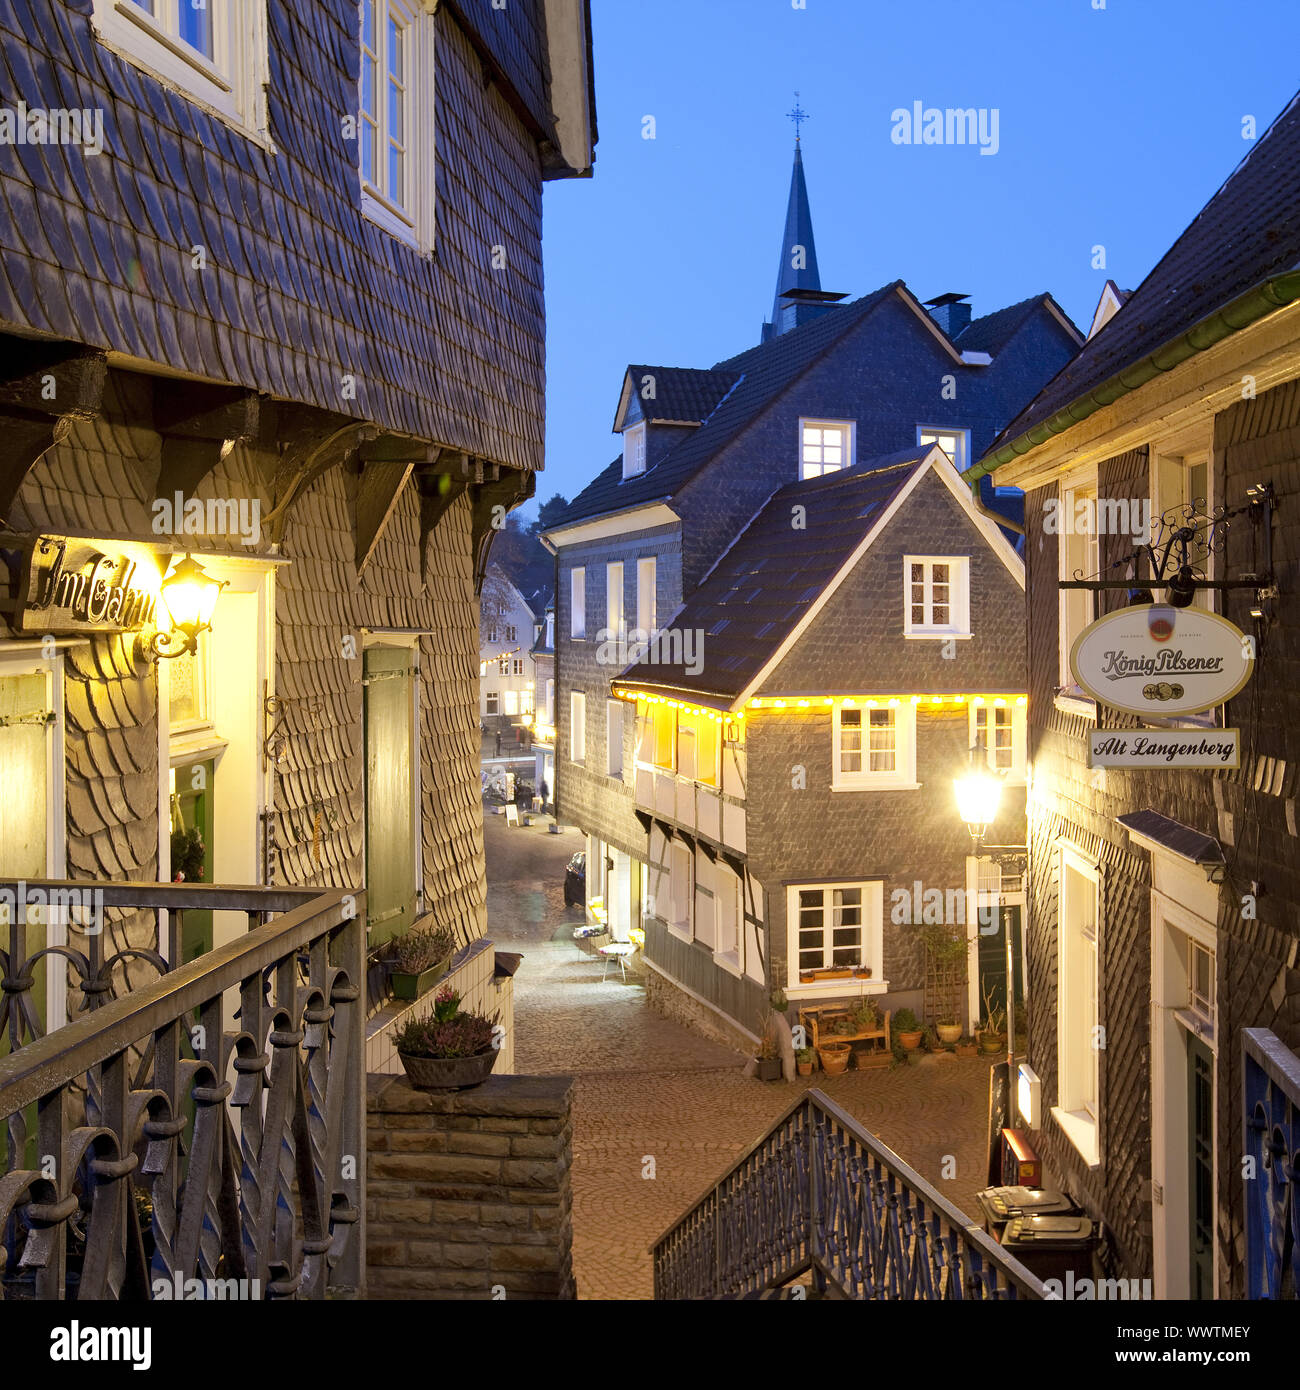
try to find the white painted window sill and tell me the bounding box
[904,631,972,641]
[787,979,887,998]
[1054,691,1097,721]
[1051,1105,1101,1168]
[832,782,922,793]
[714,949,743,978]
[665,922,693,944]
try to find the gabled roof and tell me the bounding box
[552,281,904,529]
[955,295,1079,355]
[975,90,1300,479]
[614,366,741,430]
[610,449,932,706]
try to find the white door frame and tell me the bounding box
[1148,853,1219,1300]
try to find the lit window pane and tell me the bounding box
[803,446,821,463]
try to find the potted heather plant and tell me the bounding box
[796,1046,815,1077]
[394,987,500,1090]
[384,923,456,1001]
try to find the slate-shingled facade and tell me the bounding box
[0,3,593,1021]
[971,89,1300,1299]
[543,142,1080,1048]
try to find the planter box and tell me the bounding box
[754,1057,782,1082]
[389,953,453,1001]
[398,1047,499,1091]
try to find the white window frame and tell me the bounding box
[605,699,623,778]
[714,862,743,975]
[832,702,918,791]
[1053,843,1101,1167]
[358,0,436,251]
[1151,443,1214,612]
[503,690,518,716]
[484,691,499,716]
[622,422,647,479]
[969,699,1026,784]
[903,556,971,638]
[570,567,586,640]
[787,881,883,985]
[92,0,271,146]
[569,691,585,764]
[668,839,693,939]
[636,557,656,636]
[1058,466,1099,703]
[606,562,624,641]
[917,425,970,470]
[799,418,855,480]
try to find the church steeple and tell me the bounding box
[763,99,845,341]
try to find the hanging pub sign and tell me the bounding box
[0,535,164,635]
[1089,728,1240,769]
[1069,605,1254,718]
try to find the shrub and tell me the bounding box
[894,1008,921,1032]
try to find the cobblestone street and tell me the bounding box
[485,809,997,1300]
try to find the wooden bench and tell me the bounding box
[799,1003,892,1057]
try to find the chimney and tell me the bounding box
[925,293,972,338]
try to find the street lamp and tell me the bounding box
[954,734,1029,1162]
[137,554,227,662]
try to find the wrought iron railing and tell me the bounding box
[652,1089,1047,1300]
[0,881,365,1300]
[1243,1028,1300,1299]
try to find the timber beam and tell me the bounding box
[152,379,260,499]
[470,467,534,595]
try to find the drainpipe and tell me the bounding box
[968,477,1026,536]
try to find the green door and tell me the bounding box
[978,904,1024,1019]
[364,646,416,947]
[1187,1032,1215,1299]
[171,759,215,963]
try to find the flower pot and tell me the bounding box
[936,1022,962,1045]
[955,1041,979,1058]
[799,971,815,983]
[853,967,872,979]
[398,1046,499,1091]
[978,1031,1006,1054]
[754,1057,782,1082]
[389,952,453,1001]
[817,1042,851,1075]
[897,1029,924,1051]
[797,1060,813,1077]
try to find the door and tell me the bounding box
[171,758,215,964]
[978,904,1024,1019]
[364,644,416,947]
[1187,1032,1215,1299]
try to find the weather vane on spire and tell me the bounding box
[787,92,808,144]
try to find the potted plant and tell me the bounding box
[753,1015,782,1081]
[955,1034,979,1058]
[799,970,815,983]
[935,1015,962,1045]
[796,1046,815,1077]
[976,982,1007,1053]
[851,998,879,1033]
[894,1008,924,1050]
[852,966,872,979]
[385,923,456,1001]
[817,1041,851,1076]
[394,987,500,1090]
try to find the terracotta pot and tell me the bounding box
[799,971,815,983]
[955,1042,979,1058]
[936,1023,962,1045]
[398,1047,499,1091]
[797,1060,813,1077]
[817,1043,851,1076]
[897,1029,924,1051]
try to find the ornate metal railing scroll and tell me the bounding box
[0,882,365,1300]
[1243,1028,1300,1300]
[652,1089,1046,1301]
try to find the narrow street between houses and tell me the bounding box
[485,809,997,1300]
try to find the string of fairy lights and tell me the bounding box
[610,688,1029,725]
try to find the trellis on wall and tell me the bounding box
[923,924,968,1028]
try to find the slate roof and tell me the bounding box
[0,0,589,473]
[611,449,929,705]
[956,296,1053,355]
[984,90,1300,460]
[553,282,902,528]
[622,366,741,425]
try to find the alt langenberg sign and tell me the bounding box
[1069,606,1254,718]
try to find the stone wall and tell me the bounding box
[366,1073,575,1300]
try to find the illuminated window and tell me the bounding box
[1056,847,1100,1165]
[833,704,916,789]
[485,691,499,716]
[971,701,1026,781]
[790,881,883,977]
[569,692,585,763]
[800,419,854,480]
[570,567,586,639]
[917,426,970,469]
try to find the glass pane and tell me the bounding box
[360,120,376,184]
[362,0,374,50]
[389,76,404,145]
[803,445,820,463]
[911,563,924,583]
[388,15,403,79]
[824,445,841,464]
[178,0,214,59]
[388,144,404,204]
[803,428,821,446]
[933,604,949,625]
[933,564,949,584]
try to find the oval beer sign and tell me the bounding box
[1069,606,1254,717]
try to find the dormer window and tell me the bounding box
[800,419,854,480]
[917,426,970,470]
[623,422,647,479]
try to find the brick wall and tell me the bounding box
[366,1073,575,1300]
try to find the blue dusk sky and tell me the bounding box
[536,0,1299,514]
